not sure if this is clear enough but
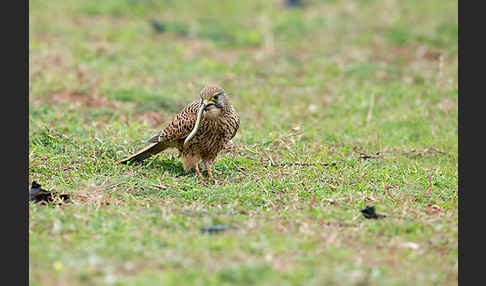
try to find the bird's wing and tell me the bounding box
[230,108,240,140]
[147,101,201,143]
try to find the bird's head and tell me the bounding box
[199,85,227,119]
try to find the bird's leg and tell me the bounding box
[203,160,215,182]
[183,154,203,181]
[195,163,204,179]
[207,167,213,181]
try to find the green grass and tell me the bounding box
[29,0,458,285]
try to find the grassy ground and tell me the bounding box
[29,0,458,285]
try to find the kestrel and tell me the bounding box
[120,85,240,180]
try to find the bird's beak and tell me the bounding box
[202,99,215,110]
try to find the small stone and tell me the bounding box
[400,242,420,250]
[360,205,386,219]
[200,225,229,234]
[308,104,318,113]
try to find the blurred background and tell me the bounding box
[30,0,458,141]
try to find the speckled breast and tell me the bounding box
[183,113,238,159]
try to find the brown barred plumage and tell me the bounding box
[120,85,240,179]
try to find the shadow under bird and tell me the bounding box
[120,85,240,180]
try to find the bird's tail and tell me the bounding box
[119,142,169,164]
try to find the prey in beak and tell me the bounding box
[183,99,214,147]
